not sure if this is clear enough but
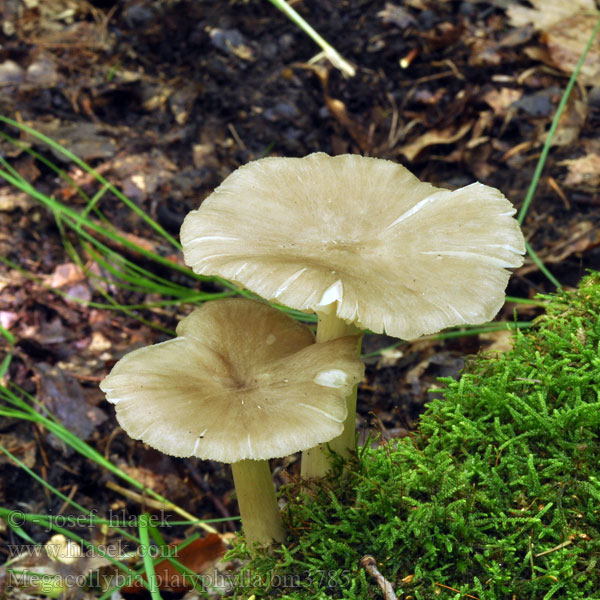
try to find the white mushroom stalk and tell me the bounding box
[181,153,526,478]
[100,298,364,546]
[301,302,360,477]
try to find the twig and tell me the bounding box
[434,582,480,599]
[360,555,397,600]
[267,0,355,77]
[184,459,236,533]
[535,539,572,557]
[105,480,218,534]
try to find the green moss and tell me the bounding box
[231,272,600,599]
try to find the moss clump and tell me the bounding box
[231,272,600,599]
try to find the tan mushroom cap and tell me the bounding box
[181,153,526,340]
[100,298,364,463]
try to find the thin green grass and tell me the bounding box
[138,514,164,600]
[515,14,600,290]
[517,15,600,227]
[0,384,237,597]
[0,384,222,533]
[267,0,355,77]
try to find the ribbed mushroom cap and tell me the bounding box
[100,298,364,463]
[181,153,526,340]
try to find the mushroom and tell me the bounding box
[99,298,364,546]
[180,153,526,476]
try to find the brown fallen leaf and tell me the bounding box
[0,433,36,468]
[519,220,600,276]
[550,98,588,147]
[480,330,515,354]
[398,121,473,161]
[45,262,86,289]
[482,88,522,116]
[36,363,108,447]
[28,120,117,163]
[507,0,600,85]
[122,534,226,593]
[544,14,600,86]
[0,187,36,212]
[507,0,596,31]
[377,3,417,29]
[560,154,600,189]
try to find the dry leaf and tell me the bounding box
[507,0,600,84]
[0,433,36,468]
[560,154,600,189]
[122,534,226,593]
[544,14,600,85]
[519,221,600,276]
[550,99,588,147]
[36,363,108,445]
[0,188,36,211]
[45,262,86,289]
[398,121,473,161]
[483,88,522,116]
[480,330,515,353]
[88,331,112,353]
[378,3,417,29]
[507,0,596,30]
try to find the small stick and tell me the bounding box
[535,539,573,557]
[434,582,480,599]
[105,480,218,534]
[360,555,397,600]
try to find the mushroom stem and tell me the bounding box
[301,309,362,478]
[231,459,285,548]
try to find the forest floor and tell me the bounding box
[0,0,599,596]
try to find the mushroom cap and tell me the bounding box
[100,298,364,463]
[181,153,526,340]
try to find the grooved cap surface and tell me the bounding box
[181,153,526,340]
[100,298,364,462]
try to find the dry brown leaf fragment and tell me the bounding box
[121,534,226,594]
[550,99,588,147]
[543,14,600,85]
[398,121,473,161]
[519,221,599,277]
[45,262,86,289]
[560,154,600,189]
[507,0,596,30]
[0,188,36,212]
[378,3,417,29]
[480,329,515,353]
[508,0,600,84]
[36,363,108,444]
[547,221,600,262]
[482,88,522,116]
[0,434,36,468]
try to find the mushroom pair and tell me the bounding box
[101,153,525,547]
[180,153,526,476]
[100,298,364,546]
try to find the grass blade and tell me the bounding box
[267,0,355,76]
[517,15,600,226]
